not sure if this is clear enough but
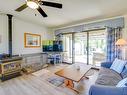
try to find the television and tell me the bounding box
[42,40,63,52]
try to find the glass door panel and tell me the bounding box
[62,34,73,64]
[89,30,106,66]
[74,32,87,64]
[62,29,106,66]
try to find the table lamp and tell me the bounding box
[115,38,127,59]
[115,38,127,46]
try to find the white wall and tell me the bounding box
[0,14,8,54]
[123,15,127,39]
[0,14,54,55]
[13,18,45,55]
[1,13,127,55]
[122,15,127,59]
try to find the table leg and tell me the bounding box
[85,76,89,79]
[64,79,74,88]
[64,79,79,93]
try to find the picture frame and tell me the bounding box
[24,33,41,48]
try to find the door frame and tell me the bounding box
[62,28,106,65]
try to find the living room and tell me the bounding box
[0,0,127,95]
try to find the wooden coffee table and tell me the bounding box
[55,64,91,93]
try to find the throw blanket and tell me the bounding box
[95,68,122,86]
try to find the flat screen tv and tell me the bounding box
[42,40,63,52]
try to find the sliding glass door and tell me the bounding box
[62,29,106,66]
[62,34,73,64]
[89,30,106,66]
[73,29,106,66]
[74,32,88,64]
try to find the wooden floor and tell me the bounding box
[0,64,98,95]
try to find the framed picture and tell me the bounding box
[24,33,41,48]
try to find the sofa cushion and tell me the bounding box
[121,64,127,78]
[116,77,127,87]
[96,67,122,86]
[110,58,126,74]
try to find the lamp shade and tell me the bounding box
[115,39,127,46]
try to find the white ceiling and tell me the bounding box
[0,0,127,28]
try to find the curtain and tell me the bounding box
[106,27,122,62]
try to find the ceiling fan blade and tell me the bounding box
[41,1,62,9]
[15,4,28,12]
[37,6,47,17]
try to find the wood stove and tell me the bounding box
[0,56,22,81]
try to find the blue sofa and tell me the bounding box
[89,62,127,95]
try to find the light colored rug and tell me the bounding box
[32,69,50,77]
[32,69,64,87]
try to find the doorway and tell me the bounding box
[88,30,106,66]
[62,29,106,66]
[62,34,73,64]
[74,32,87,64]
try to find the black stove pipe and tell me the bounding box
[7,14,13,56]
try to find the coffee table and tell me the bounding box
[55,64,91,93]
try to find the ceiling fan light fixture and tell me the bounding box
[27,1,38,9]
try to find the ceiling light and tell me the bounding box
[27,1,38,9]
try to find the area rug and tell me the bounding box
[47,76,64,87]
[32,69,50,77]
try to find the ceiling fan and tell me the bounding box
[15,0,62,17]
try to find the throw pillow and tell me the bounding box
[126,64,127,68]
[126,83,127,86]
[110,58,126,74]
[116,77,127,87]
[121,64,127,78]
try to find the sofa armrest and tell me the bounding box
[101,61,112,68]
[89,85,127,95]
